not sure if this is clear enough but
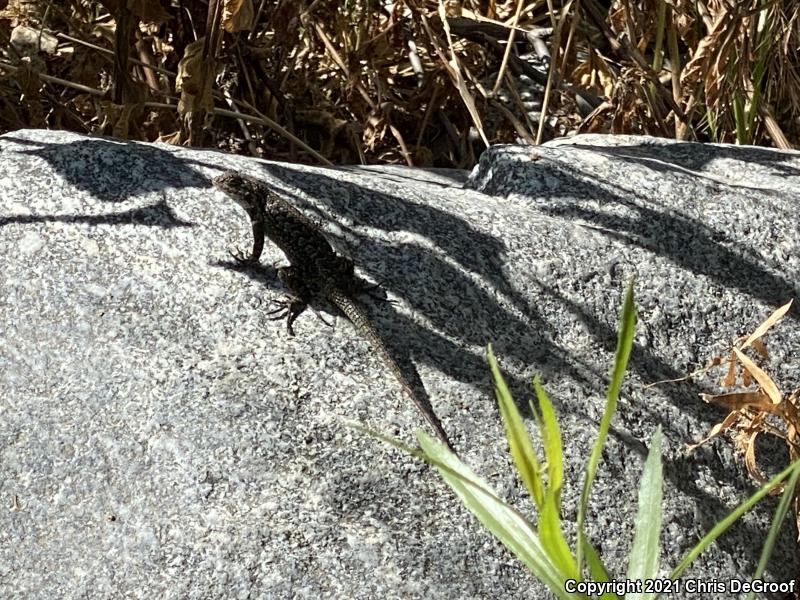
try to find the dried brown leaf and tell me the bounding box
[100,100,143,138]
[222,0,254,33]
[744,430,769,485]
[740,300,794,349]
[681,10,731,90]
[437,4,487,147]
[686,411,740,452]
[701,390,780,414]
[722,348,738,387]
[176,38,214,114]
[733,346,782,404]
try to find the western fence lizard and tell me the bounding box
[213,171,456,453]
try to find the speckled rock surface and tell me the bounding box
[1,129,798,599]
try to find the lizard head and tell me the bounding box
[212,171,264,216]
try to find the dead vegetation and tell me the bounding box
[1,0,798,166]
[649,301,800,535]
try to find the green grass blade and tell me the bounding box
[668,457,800,582]
[489,349,578,581]
[576,280,637,573]
[744,458,800,600]
[535,378,564,508]
[540,487,579,580]
[626,427,663,600]
[417,431,581,600]
[532,378,578,579]
[488,344,545,507]
[583,539,614,598]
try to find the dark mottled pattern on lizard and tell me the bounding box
[213,171,456,452]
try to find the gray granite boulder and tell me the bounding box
[1,129,798,599]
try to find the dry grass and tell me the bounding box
[647,301,800,534]
[1,0,798,167]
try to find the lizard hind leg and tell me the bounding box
[360,280,396,304]
[333,257,393,305]
[275,265,337,332]
[348,277,397,306]
[265,297,307,337]
[269,266,315,336]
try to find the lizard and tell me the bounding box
[212,170,456,453]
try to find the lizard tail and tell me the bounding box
[327,287,456,454]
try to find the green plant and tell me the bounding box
[375,280,800,598]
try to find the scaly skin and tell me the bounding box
[213,171,456,453]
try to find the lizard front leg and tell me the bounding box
[230,217,266,265]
